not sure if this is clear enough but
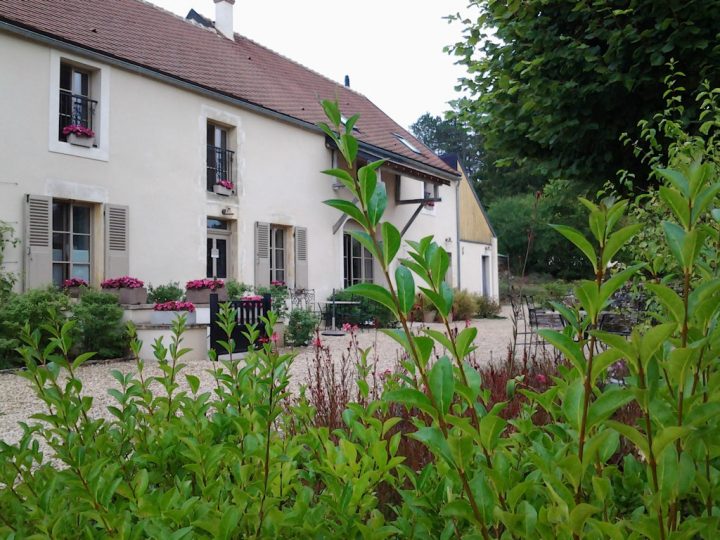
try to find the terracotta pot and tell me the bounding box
[67,133,95,148]
[185,287,228,305]
[151,310,197,325]
[104,287,147,305]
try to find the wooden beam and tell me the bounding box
[332,197,359,234]
[395,197,442,205]
[400,203,425,238]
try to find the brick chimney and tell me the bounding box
[214,0,235,40]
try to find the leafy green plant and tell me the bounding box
[0,221,18,302]
[225,279,253,299]
[452,288,478,320]
[147,281,183,303]
[256,282,289,319]
[71,290,129,359]
[0,287,70,368]
[475,295,501,318]
[285,308,318,345]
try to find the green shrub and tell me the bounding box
[285,308,318,345]
[226,279,253,299]
[257,283,289,319]
[147,281,183,303]
[452,289,477,320]
[0,287,70,368]
[71,290,129,359]
[475,295,501,318]
[328,288,396,327]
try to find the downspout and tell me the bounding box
[455,177,461,289]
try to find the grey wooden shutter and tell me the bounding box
[255,221,270,287]
[104,204,129,278]
[24,194,52,289]
[294,226,308,289]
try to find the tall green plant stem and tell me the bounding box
[351,170,491,540]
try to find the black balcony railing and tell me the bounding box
[207,145,235,191]
[59,90,97,140]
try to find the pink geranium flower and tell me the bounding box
[153,301,195,312]
[186,278,224,290]
[101,276,144,289]
[63,124,95,138]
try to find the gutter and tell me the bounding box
[0,18,459,184]
[456,176,462,289]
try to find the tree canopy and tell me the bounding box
[448,0,720,195]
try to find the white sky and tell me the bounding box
[149,0,471,129]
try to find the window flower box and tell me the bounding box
[151,301,196,324]
[213,179,234,196]
[63,124,95,148]
[185,278,227,304]
[101,276,147,305]
[63,277,89,298]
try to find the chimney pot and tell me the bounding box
[344,75,350,88]
[214,0,235,40]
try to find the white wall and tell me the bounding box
[0,31,461,306]
[459,240,499,302]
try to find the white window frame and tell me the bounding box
[49,49,110,161]
[51,200,93,287]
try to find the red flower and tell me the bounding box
[63,277,88,288]
[153,301,195,312]
[63,124,95,138]
[216,179,234,190]
[101,276,144,289]
[186,278,224,290]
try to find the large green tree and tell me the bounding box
[448,0,720,194]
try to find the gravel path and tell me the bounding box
[0,306,514,445]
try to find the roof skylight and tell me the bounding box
[394,134,422,154]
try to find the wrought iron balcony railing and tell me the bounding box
[59,90,97,140]
[207,145,235,191]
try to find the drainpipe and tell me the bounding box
[455,176,461,289]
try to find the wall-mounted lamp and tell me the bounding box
[221,207,234,216]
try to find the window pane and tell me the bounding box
[276,248,284,270]
[72,265,90,282]
[274,228,284,248]
[216,239,227,279]
[352,257,361,283]
[72,235,90,262]
[60,63,71,91]
[218,127,227,149]
[207,123,215,145]
[53,233,70,261]
[207,218,228,230]
[53,263,67,287]
[53,202,69,232]
[207,238,213,277]
[72,70,89,96]
[73,206,90,233]
[364,258,373,282]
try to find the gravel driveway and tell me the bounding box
[0,307,514,444]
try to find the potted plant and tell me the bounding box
[213,179,234,196]
[151,300,196,324]
[185,278,227,304]
[62,124,95,148]
[62,277,89,298]
[101,276,147,305]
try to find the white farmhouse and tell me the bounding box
[0,0,499,303]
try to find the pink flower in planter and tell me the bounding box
[186,278,224,290]
[62,124,95,138]
[153,301,196,312]
[216,179,234,190]
[101,276,144,289]
[240,295,263,302]
[270,280,286,287]
[63,277,88,288]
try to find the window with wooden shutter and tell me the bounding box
[104,204,129,278]
[24,195,53,289]
[255,221,270,287]
[294,226,308,289]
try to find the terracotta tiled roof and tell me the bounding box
[0,0,458,178]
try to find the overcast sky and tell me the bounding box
[149,0,471,129]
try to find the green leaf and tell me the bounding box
[385,388,435,416]
[562,378,584,430]
[367,181,388,226]
[345,283,397,316]
[605,420,649,457]
[358,165,378,208]
[656,168,689,196]
[322,168,356,193]
[381,222,401,266]
[602,224,642,268]
[646,283,684,324]
[347,230,380,261]
[586,387,633,429]
[516,501,537,537]
[321,99,342,126]
[538,329,586,374]
[638,323,675,365]
[441,500,474,521]
[185,374,200,394]
[652,426,690,458]
[395,266,415,315]
[412,426,455,466]
[550,224,597,272]
[570,504,600,535]
[218,507,240,540]
[454,327,478,359]
[324,198,365,225]
[340,133,358,165]
[659,186,690,229]
[428,357,454,415]
[663,221,687,268]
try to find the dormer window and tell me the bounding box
[59,62,97,144]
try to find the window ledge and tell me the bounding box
[49,138,109,162]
